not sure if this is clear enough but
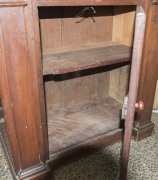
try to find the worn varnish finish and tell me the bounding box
[135,0,158,141]
[48,129,123,169]
[110,6,136,103]
[0,0,156,180]
[0,2,51,179]
[0,2,27,7]
[48,96,122,155]
[43,42,131,75]
[0,5,40,169]
[24,0,49,163]
[37,0,142,6]
[120,6,146,180]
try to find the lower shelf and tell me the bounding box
[48,96,123,157]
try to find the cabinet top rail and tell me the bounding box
[0,2,27,7]
[36,0,142,7]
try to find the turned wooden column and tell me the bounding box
[134,0,158,141]
[0,1,51,179]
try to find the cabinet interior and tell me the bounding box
[38,6,136,157]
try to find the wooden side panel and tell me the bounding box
[109,68,120,101]
[136,3,158,121]
[45,79,64,112]
[112,6,136,46]
[0,9,22,173]
[40,19,62,50]
[39,7,62,50]
[153,81,158,109]
[109,65,130,103]
[110,6,136,102]
[0,5,48,175]
[0,7,39,169]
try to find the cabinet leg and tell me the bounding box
[18,163,52,180]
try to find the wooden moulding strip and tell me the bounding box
[0,2,27,7]
[37,0,142,7]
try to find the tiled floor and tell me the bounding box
[0,145,13,180]
[0,113,158,180]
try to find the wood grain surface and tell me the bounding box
[48,96,122,156]
[112,6,136,47]
[110,6,136,103]
[1,0,156,179]
[0,2,27,7]
[37,0,142,6]
[39,6,113,50]
[43,42,131,75]
[120,5,146,179]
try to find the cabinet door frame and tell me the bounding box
[120,5,146,179]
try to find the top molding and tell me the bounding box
[0,2,27,7]
[36,0,142,7]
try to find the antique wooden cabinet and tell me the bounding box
[0,0,157,180]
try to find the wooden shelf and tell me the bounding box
[42,41,132,75]
[48,96,122,156]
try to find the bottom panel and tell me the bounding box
[48,96,123,157]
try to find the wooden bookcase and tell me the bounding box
[0,0,157,180]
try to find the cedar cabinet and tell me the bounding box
[0,0,157,179]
